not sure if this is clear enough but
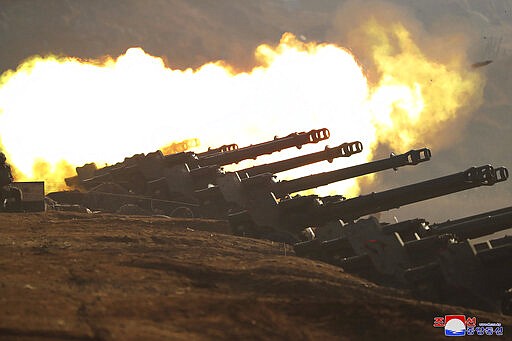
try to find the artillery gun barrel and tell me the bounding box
[271,148,431,198]
[427,206,512,240]
[433,206,512,227]
[197,144,239,157]
[284,165,508,232]
[319,165,508,226]
[238,141,363,177]
[197,128,330,167]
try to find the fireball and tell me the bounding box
[0,24,483,195]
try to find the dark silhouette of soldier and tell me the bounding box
[0,152,22,211]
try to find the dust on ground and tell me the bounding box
[0,212,510,341]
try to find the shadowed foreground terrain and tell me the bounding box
[0,212,510,341]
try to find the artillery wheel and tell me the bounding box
[170,206,195,218]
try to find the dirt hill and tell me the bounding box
[0,212,510,340]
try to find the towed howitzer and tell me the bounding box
[225,148,432,236]
[373,206,512,259]
[330,205,512,251]
[230,164,508,241]
[208,148,431,217]
[295,205,512,276]
[294,208,512,314]
[66,128,330,192]
[405,235,512,314]
[422,206,512,240]
[191,140,362,217]
[292,165,509,230]
[55,129,334,217]
[439,235,512,314]
[164,140,363,216]
[68,142,240,187]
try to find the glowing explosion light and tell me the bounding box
[0,26,482,195]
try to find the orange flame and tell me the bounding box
[0,26,483,196]
[365,21,483,151]
[160,138,200,155]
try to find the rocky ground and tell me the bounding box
[0,212,510,341]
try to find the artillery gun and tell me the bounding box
[155,139,362,211]
[194,140,363,215]
[223,148,431,239]
[228,163,508,242]
[65,128,331,192]
[404,234,512,314]
[49,129,363,217]
[439,235,510,314]
[294,205,512,314]
[225,148,431,201]
[67,142,239,189]
[422,205,512,240]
